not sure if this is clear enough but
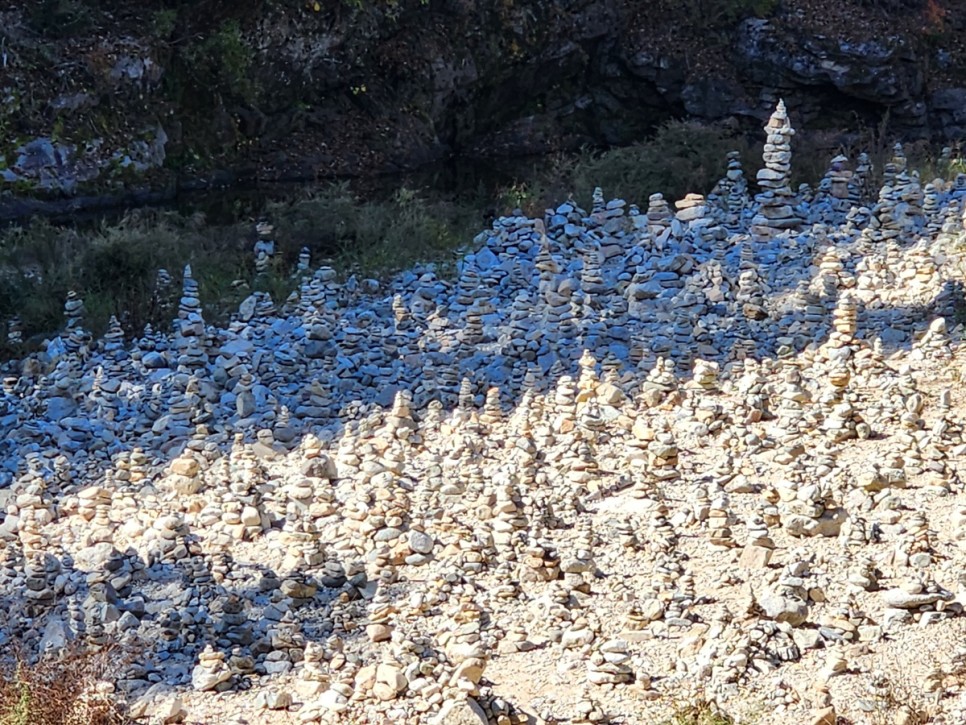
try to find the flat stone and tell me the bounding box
[808,707,836,725]
[880,588,950,609]
[367,623,392,642]
[314,688,349,713]
[170,457,199,477]
[156,695,186,724]
[260,690,293,710]
[280,580,317,599]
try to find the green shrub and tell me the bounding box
[564,120,755,207]
[268,182,481,278]
[659,699,737,725]
[0,184,482,346]
[183,19,257,102]
[152,8,179,38]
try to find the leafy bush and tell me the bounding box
[180,19,257,103]
[267,182,481,278]
[659,698,737,725]
[0,213,246,341]
[564,120,756,207]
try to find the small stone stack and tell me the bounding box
[894,509,936,569]
[773,365,809,463]
[178,265,205,338]
[853,152,873,200]
[7,316,23,346]
[572,691,611,724]
[253,221,275,277]
[646,193,673,240]
[64,290,85,330]
[587,638,634,685]
[518,528,560,584]
[638,357,679,408]
[825,294,858,357]
[720,150,749,226]
[581,242,606,295]
[821,154,855,214]
[561,518,596,594]
[871,182,904,241]
[913,317,952,360]
[779,479,845,538]
[740,515,776,568]
[192,645,233,692]
[923,183,943,233]
[879,578,954,629]
[460,300,486,352]
[675,193,708,225]
[812,246,846,300]
[707,493,736,549]
[646,427,680,483]
[736,267,768,321]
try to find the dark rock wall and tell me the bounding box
[1,0,964,188]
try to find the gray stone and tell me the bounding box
[408,530,434,555]
[758,591,808,627]
[880,588,952,609]
[432,697,489,725]
[39,616,68,653]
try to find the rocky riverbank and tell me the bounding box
[3,101,966,724]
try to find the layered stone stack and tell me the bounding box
[752,100,801,237]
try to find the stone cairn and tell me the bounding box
[752,100,801,237]
[0,98,966,725]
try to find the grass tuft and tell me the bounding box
[0,644,125,725]
[660,698,737,725]
[0,182,482,348]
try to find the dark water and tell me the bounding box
[168,155,551,224]
[0,154,553,228]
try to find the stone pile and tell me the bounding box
[751,100,801,237]
[0,100,964,725]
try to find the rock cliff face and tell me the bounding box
[1,0,964,191]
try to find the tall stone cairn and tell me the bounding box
[751,100,801,238]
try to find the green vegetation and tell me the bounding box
[0,646,123,725]
[566,121,756,207]
[152,8,179,38]
[479,120,763,217]
[0,183,481,346]
[180,19,257,103]
[27,0,99,38]
[1,116,962,351]
[658,699,738,725]
[266,183,479,277]
[507,116,966,216]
